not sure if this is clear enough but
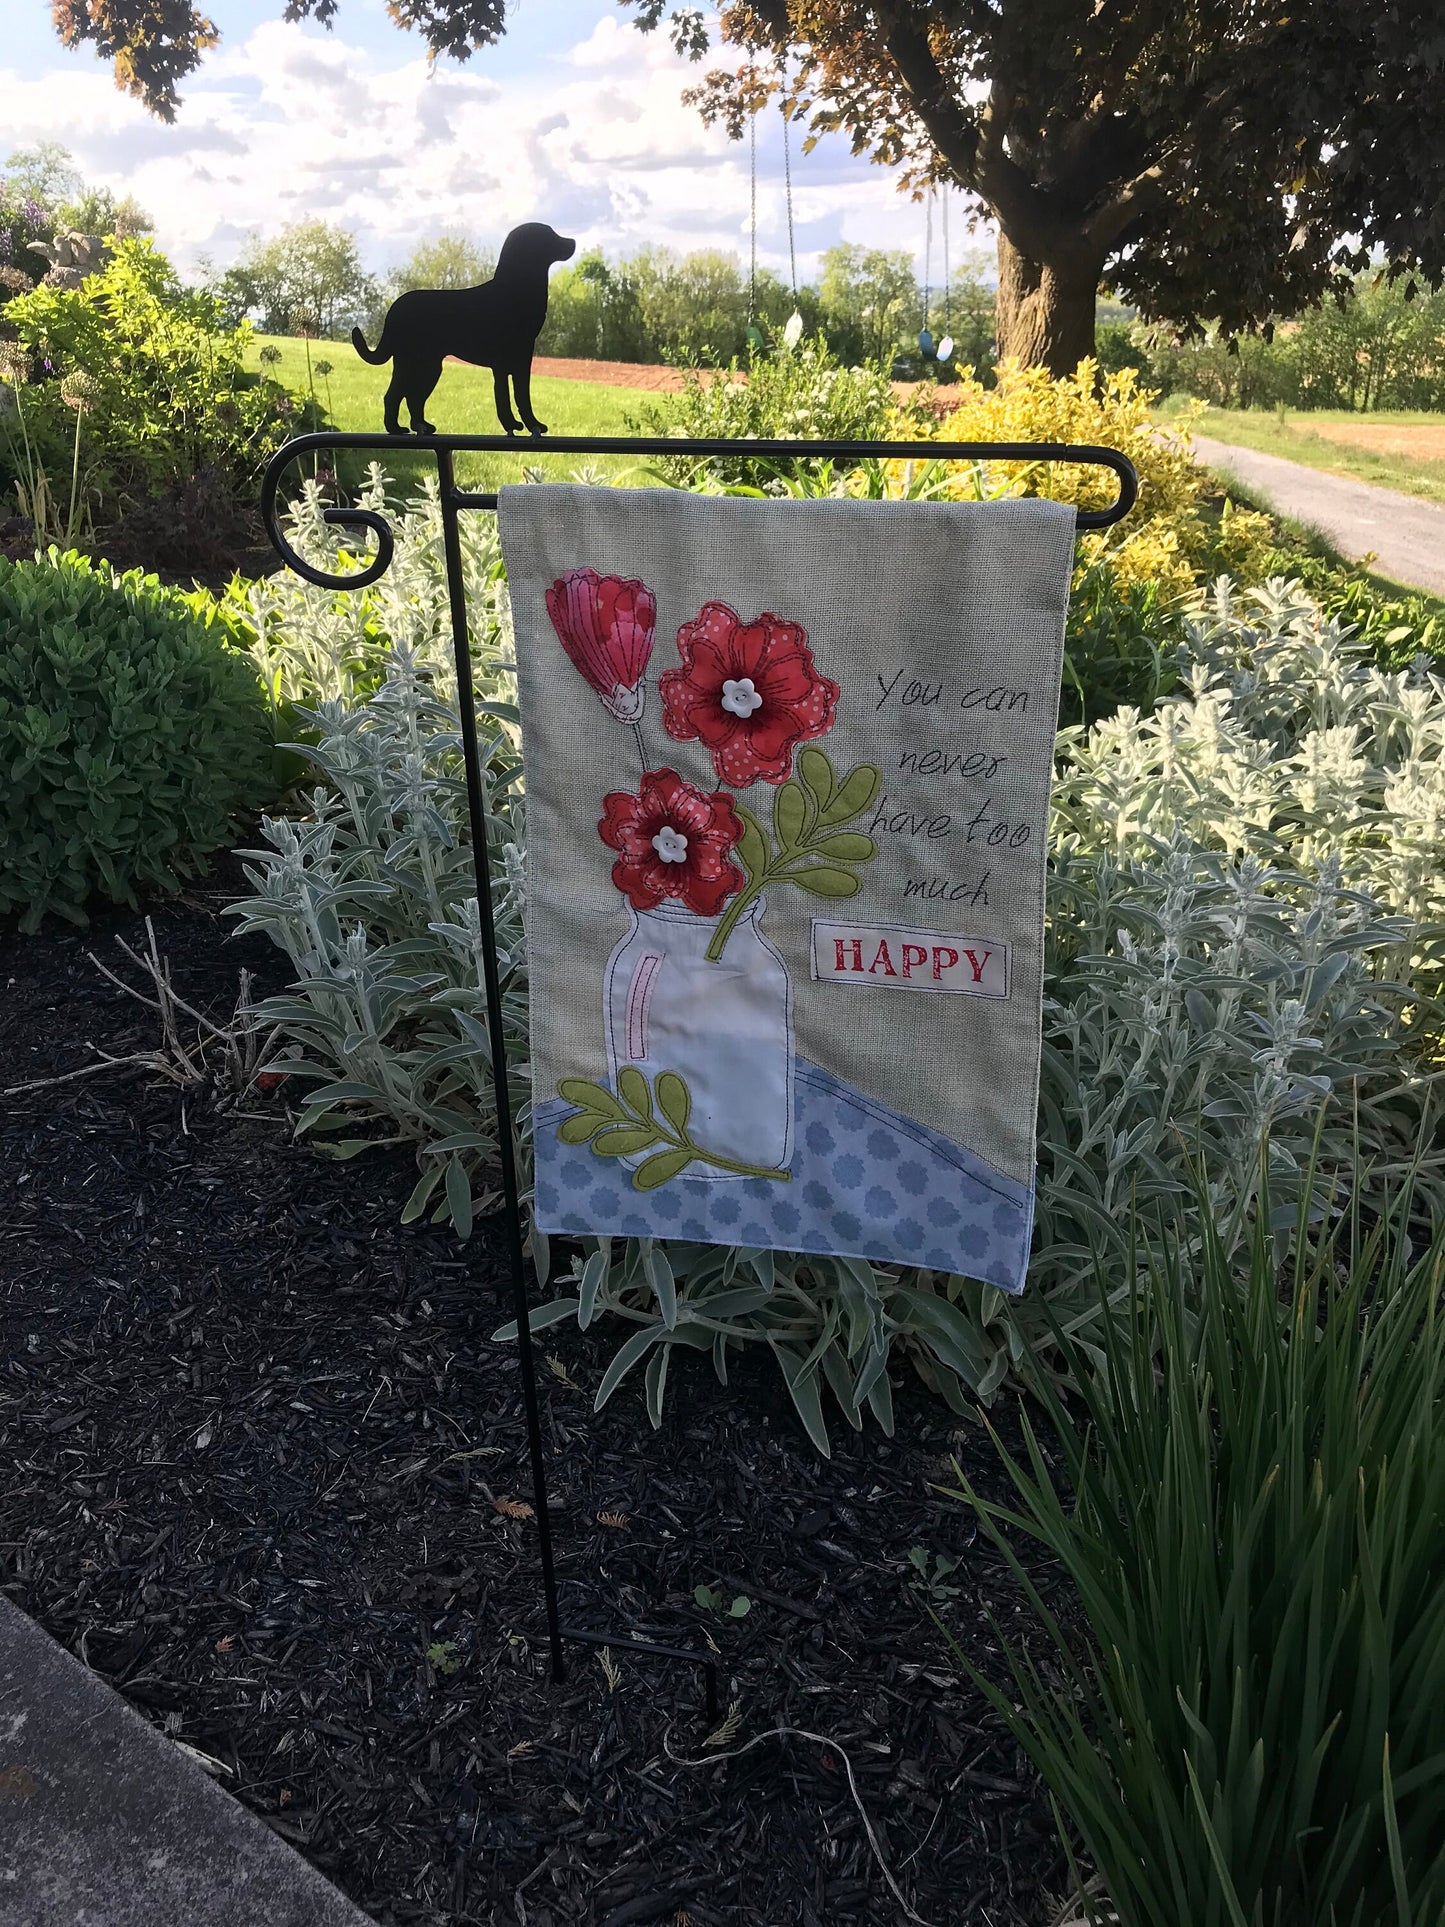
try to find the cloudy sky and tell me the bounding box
[2,0,966,283]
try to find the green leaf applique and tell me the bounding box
[555,1068,790,1189]
[706,748,880,961]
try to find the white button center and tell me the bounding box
[651,826,689,863]
[721,676,763,719]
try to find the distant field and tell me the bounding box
[246,335,670,493]
[1158,401,1445,507]
[254,338,1445,509]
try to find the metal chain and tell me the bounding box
[942,188,950,335]
[781,64,797,298]
[748,63,758,323]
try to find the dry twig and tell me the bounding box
[1046,1877,1117,1927]
[2,917,279,1098]
[4,1054,155,1096]
[663,1723,932,1926]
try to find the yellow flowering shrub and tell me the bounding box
[888,359,1276,600]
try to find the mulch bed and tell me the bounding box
[1,871,1071,1926]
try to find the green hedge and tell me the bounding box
[0,551,275,930]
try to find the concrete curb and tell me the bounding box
[0,1593,374,1927]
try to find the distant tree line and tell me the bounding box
[537,241,996,376]
[207,218,998,375]
[1099,274,1445,413]
[207,221,1445,408]
[206,221,381,340]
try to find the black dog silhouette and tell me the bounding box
[352,222,576,437]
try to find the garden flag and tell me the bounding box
[498,486,1076,1295]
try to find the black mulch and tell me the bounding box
[1,874,1072,1927]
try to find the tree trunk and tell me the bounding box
[995,232,1100,377]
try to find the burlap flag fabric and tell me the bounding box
[498,485,1076,1295]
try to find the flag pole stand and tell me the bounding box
[261,429,1136,1718]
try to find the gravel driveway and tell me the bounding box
[1191,434,1445,597]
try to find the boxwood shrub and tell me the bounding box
[0,550,274,930]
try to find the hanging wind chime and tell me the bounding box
[744,49,765,354]
[780,55,804,346]
[919,187,956,368]
[918,190,934,361]
[742,50,806,354]
[937,188,955,365]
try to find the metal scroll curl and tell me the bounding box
[259,448,397,592]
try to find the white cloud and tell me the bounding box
[566,15,637,69]
[0,9,972,280]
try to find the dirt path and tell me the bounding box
[1191,434,1445,596]
[530,356,936,404]
[531,356,703,391]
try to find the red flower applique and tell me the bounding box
[599,768,745,917]
[659,602,839,787]
[545,567,655,724]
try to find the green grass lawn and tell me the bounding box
[1156,399,1445,507]
[247,334,669,494]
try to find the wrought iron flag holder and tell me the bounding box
[261,428,1137,1716]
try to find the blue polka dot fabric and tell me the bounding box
[533,1059,1032,1294]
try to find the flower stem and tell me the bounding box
[67,407,83,546]
[690,1143,791,1183]
[631,720,647,771]
[705,873,767,962]
[7,387,40,550]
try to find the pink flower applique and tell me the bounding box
[545,567,656,724]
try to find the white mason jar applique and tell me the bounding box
[603,896,794,1179]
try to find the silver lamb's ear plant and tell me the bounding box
[227,475,526,1242]
[227,511,1445,1446]
[221,463,515,716]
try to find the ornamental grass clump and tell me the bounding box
[948,1164,1445,1927]
[0,552,274,930]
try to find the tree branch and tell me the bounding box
[1081,163,1167,251]
[875,11,982,182]
[976,77,1014,169]
[1081,0,1171,122]
[877,7,1099,267]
